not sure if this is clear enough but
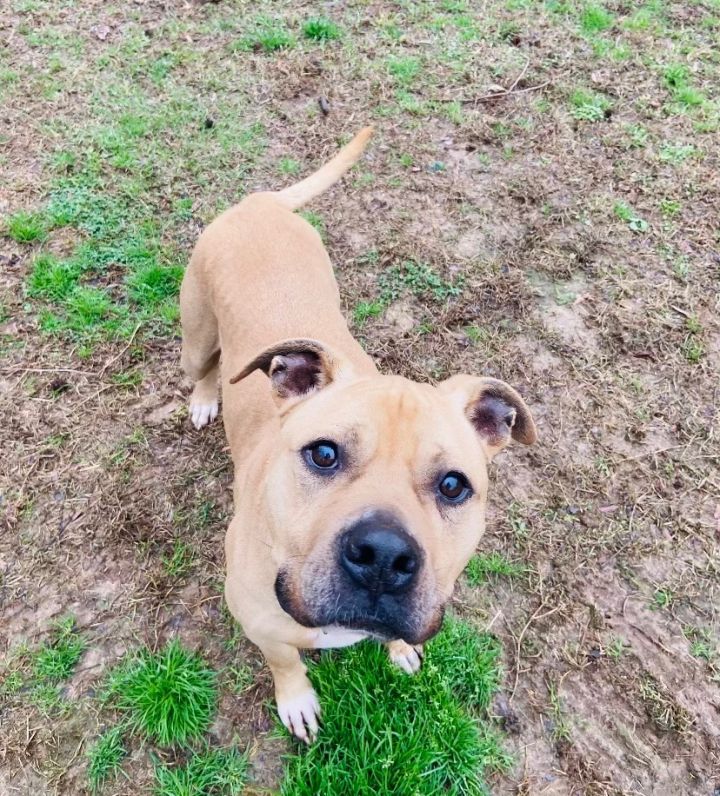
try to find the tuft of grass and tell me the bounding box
[353,300,384,326]
[580,4,614,34]
[5,210,47,243]
[154,746,248,796]
[33,615,86,682]
[27,254,81,300]
[569,88,612,121]
[162,540,195,579]
[280,616,508,795]
[87,726,127,792]
[379,260,463,303]
[613,202,648,233]
[465,552,523,586]
[303,17,341,41]
[387,56,422,85]
[105,639,217,747]
[126,263,183,307]
[236,18,294,52]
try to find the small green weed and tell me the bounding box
[126,263,183,307]
[613,202,649,233]
[5,210,47,243]
[281,616,508,795]
[299,210,325,239]
[239,19,294,52]
[105,639,217,746]
[387,56,422,85]
[659,142,697,164]
[651,587,675,610]
[87,726,127,792]
[27,254,81,300]
[569,89,611,121]
[154,746,248,796]
[662,64,705,108]
[33,615,86,682]
[607,636,629,660]
[626,123,649,148]
[278,157,301,175]
[580,4,614,34]
[353,300,384,326]
[379,260,463,303]
[465,553,523,586]
[683,627,716,662]
[162,540,195,579]
[659,198,681,217]
[303,17,341,41]
[547,679,571,742]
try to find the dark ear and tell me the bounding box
[440,375,537,460]
[229,338,348,406]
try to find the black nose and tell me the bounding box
[340,518,421,595]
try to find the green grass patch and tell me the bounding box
[569,88,612,121]
[5,210,47,243]
[303,17,341,41]
[33,615,86,682]
[613,201,649,233]
[280,616,508,795]
[105,639,217,747]
[387,56,422,85]
[379,260,463,303]
[87,726,127,792]
[154,746,248,796]
[236,18,294,52]
[465,553,523,586]
[580,3,614,34]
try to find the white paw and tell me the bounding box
[189,401,219,429]
[277,688,321,744]
[389,642,423,675]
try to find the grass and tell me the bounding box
[32,615,86,682]
[379,260,463,304]
[4,210,47,243]
[280,616,508,795]
[465,552,523,586]
[580,4,614,34]
[87,726,127,792]
[154,746,248,796]
[237,18,294,52]
[613,201,649,233]
[303,17,341,41]
[105,639,217,746]
[569,88,612,121]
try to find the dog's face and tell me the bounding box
[231,340,536,645]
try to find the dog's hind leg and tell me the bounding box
[180,262,221,429]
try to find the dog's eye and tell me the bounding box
[304,441,339,471]
[438,471,472,503]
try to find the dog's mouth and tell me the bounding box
[274,570,444,645]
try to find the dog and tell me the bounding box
[179,126,536,742]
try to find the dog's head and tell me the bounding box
[231,339,536,644]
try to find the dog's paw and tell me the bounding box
[189,400,219,430]
[387,640,424,675]
[277,688,321,744]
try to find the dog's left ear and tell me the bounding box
[440,375,537,460]
[229,338,349,407]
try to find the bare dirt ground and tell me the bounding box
[1,0,719,794]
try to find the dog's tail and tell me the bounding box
[271,126,373,211]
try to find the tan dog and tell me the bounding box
[179,127,536,742]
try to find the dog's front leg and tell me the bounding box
[386,639,424,674]
[259,638,320,744]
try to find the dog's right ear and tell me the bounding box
[229,338,347,406]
